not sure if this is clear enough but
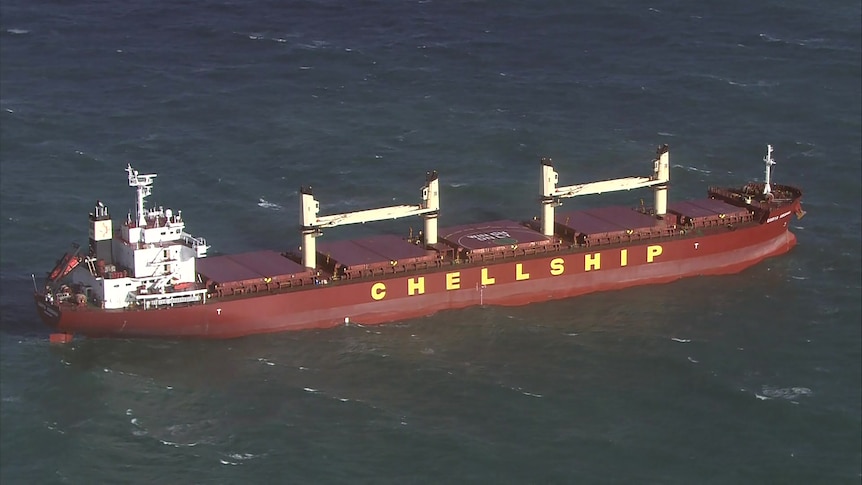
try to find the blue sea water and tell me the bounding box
[1,0,860,483]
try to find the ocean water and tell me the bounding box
[1,0,860,483]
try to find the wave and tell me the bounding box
[726,79,779,88]
[673,164,712,175]
[757,385,814,401]
[760,33,828,48]
[257,198,282,210]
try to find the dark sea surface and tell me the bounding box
[1,0,860,483]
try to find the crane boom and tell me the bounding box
[553,176,664,199]
[310,204,435,228]
[539,145,670,236]
[299,171,440,269]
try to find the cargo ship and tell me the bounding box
[34,144,804,341]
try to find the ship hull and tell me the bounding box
[35,210,798,339]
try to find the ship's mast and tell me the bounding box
[540,145,670,237]
[299,171,440,269]
[763,144,775,195]
[126,164,157,227]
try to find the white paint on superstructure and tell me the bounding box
[61,165,210,310]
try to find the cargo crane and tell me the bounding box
[299,171,440,269]
[540,144,671,236]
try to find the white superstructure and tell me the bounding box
[62,165,209,309]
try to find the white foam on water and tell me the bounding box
[676,165,712,174]
[45,422,65,434]
[300,40,329,49]
[511,386,542,398]
[160,439,198,448]
[671,337,691,343]
[761,386,813,400]
[257,198,281,210]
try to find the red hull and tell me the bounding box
[35,207,799,339]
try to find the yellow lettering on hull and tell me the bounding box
[408,277,425,296]
[585,252,601,271]
[446,271,461,290]
[368,244,669,303]
[647,245,663,263]
[371,282,386,301]
[481,267,496,285]
[550,257,565,276]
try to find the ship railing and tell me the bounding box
[707,186,743,202]
[181,232,209,257]
[135,288,207,309]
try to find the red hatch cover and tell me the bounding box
[197,250,309,284]
[440,220,550,251]
[317,234,435,269]
[555,206,659,236]
[669,198,749,219]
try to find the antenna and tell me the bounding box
[763,145,776,195]
[126,164,157,226]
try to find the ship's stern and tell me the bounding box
[33,292,62,329]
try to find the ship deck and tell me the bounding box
[196,250,315,296]
[317,234,440,279]
[194,195,768,300]
[439,219,554,259]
